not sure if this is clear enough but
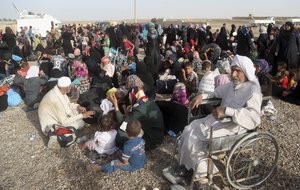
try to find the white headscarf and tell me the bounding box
[25,65,39,79]
[230,55,258,84]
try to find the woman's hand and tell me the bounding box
[189,95,203,110]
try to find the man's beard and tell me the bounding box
[232,77,241,85]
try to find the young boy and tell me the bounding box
[182,61,198,96]
[102,34,110,57]
[122,35,135,56]
[89,120,146,173]
[121,55,136,76]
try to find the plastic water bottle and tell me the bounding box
[29,134,36,141]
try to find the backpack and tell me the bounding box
[48,125,77,147]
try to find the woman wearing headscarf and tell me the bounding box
[236,26,254,57]
[276,22,300,70]
[254,59,272,97]
[109,84,164,151]
[61,27,74,56]
[2,27,16,53]
[15,65,49,111]
[216,26,229,51]
[100,56,115,78]
[256,26,268,59]
[144,22,161,80]
[156,82,189,135]
[214,74,231,88]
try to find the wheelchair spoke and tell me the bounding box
[226,132,279,189]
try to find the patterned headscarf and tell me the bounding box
[128,86,148,111]
[126,75,144,90]
[171,82,189,106]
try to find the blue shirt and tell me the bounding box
[122,137,146,170]
[128,62,136,74]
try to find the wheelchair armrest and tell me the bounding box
[201,98,222,106]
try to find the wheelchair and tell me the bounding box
[163,103,279,190]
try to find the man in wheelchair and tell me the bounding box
[177,55,262,184]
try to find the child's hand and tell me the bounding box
[115,161,128,166]
[108,93,118,107]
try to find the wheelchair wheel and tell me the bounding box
[226,132,279,189]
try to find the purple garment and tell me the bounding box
[255,59,270,74]
[171,83,189,106]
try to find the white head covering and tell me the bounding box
[259,26,267,34]
[25,65,39,79]
[57,76,71,87]
[230,55,257,83]
[100,99,115,115]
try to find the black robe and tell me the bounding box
[236,31,252,58]
[277,29,300,69]
[61,32,74,56]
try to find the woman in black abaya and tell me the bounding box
[277,22,300,70]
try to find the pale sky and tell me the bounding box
[0,0,299,21]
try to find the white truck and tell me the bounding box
[286,18,300,25]
[249,16,276,27]
[13,4,62,37]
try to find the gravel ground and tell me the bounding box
[0,97,299,190]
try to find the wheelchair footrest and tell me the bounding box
[163,167,185,185]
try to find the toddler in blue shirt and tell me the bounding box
[89,120,146,173]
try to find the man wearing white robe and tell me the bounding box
[178,55,262,181]
[38,77,94,136]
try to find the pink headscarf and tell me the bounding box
[214,74,231,88]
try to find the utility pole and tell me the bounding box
[134,0,137,23]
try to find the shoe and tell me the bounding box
[47,135,60,150]
[174,165,188,177]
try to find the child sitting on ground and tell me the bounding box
[288,72,297,90]
[273,62,287,81]
[278,70,289,90]
[282,71,298,97]
[121,55,137,76]
[89,120,146,173]
[83,113,117,155]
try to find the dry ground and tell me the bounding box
[0,97,300,190]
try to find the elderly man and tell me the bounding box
[38,76,94,136]
[177,55,262,184]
